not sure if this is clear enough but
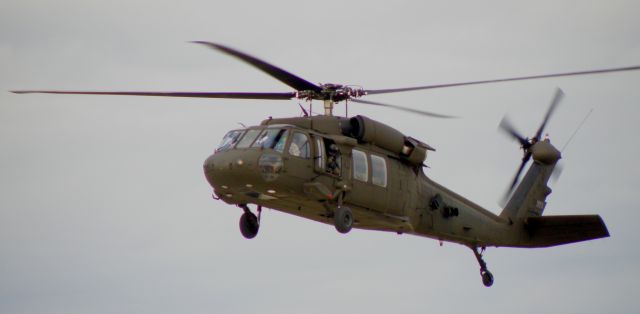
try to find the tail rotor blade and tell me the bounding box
[499,116,529,147]
[510,153,531,192]
[502,152,532,203]
[534,88,564,141]
[550,162,564,183]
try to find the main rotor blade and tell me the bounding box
[534,88,564,141]
[365,65,640,95]
[350,99,456,118]
[11,90,296,100]
[499,116,529,147]
[192,41,322,93]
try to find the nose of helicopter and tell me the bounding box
[203,152,256,188]
[203,150,285,197]
[203,154,219,187]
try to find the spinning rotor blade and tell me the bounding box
[508,152,532,194]
[499,117,529,147]
[534,88,564,141]
[501,88,564,199]
[350,99,456,118]
[365,65,640,95]
[11,90,296,100]
[192,41,322,93]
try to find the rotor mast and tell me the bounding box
[323,99,335,116]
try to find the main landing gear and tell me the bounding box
[471,246,494,287]
[334,206,353,234]
[239,204,261,239]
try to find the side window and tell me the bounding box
[371,155,387,187]
[236,129,262,148]
[289,132,310,158]
[352,149,368,182]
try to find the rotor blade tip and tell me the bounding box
[190,41,216,47]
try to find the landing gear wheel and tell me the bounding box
[471,245,495,287]
[334,206,353,234]
[481,269,494,287]
[239,212,259,239]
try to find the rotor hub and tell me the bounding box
[297,84,366,103]
[530,140,561,165]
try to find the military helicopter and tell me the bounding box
[13,42,640,287]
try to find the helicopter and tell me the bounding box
[13,42,640,287]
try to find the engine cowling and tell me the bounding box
[347,115,432,166]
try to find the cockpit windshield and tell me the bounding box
[216,130,244,152]
[252,128,288,152]
[216,127,290,153]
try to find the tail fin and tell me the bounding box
[499,153,557,222]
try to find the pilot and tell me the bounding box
[327,144,341,176]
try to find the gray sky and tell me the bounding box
[1,1,639,313]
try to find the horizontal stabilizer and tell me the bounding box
[522,215,609,248]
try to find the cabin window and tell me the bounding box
[236,129,262,148]
[326,141,341,176]
[289,132,310,158]
[252,128,288,152]
[370,155,387,187]
[216,130,244,152]
[352,149,368,182]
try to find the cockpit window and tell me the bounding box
[216,130,244,152]
[289,132,310,158]
[273,130,288,153]
[252,128,288,152]
[236,129,262,148]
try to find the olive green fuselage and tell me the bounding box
[204,115,529,248]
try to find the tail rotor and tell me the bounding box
[499,88,564,200]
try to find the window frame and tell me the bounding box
[235,128,263,149]
[216,129,245,152]
[352,149,369,182]
[251,128,289,152]
[370,154,388,188]
[288,131,311,159]
[315,137,325,171]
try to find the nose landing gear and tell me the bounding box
[239,204,262,239]
[471,245,494,287]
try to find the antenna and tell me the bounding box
[561,108,593,152]
[298,103,309,117]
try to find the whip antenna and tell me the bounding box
[561,108,593,152]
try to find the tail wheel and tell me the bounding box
[481,270,494,287]
[334,206,353,234]
[239,212,259,239]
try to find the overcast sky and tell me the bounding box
[1,1,639,313]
